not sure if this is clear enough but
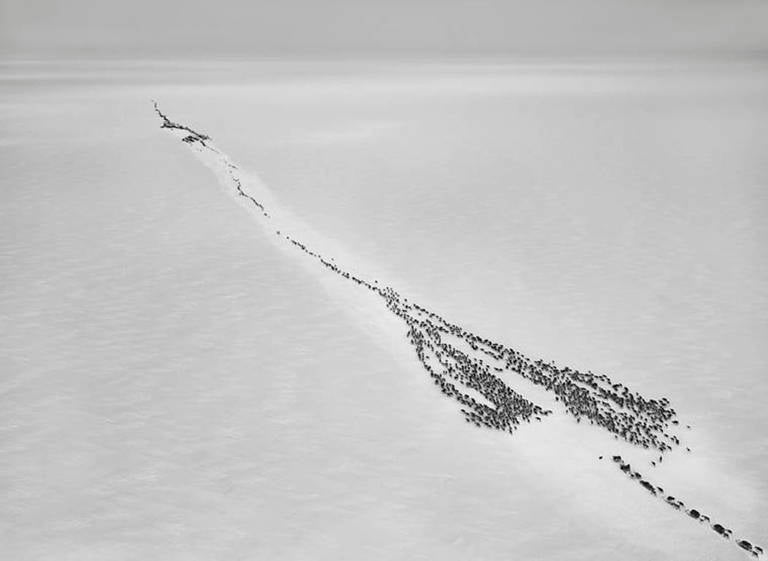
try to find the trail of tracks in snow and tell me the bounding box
[152,102,763,558]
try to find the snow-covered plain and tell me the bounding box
[1,59,767,560]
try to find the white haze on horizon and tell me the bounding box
[1,0,768,59]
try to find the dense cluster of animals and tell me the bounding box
[281,235,682,455]
[155,104,763,558]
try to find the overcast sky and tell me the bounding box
[1,0,767,59]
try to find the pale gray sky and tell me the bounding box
[1,0,767,58]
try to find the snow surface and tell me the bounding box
[1,59,767,560]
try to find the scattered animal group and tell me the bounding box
[609,455,763,558]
